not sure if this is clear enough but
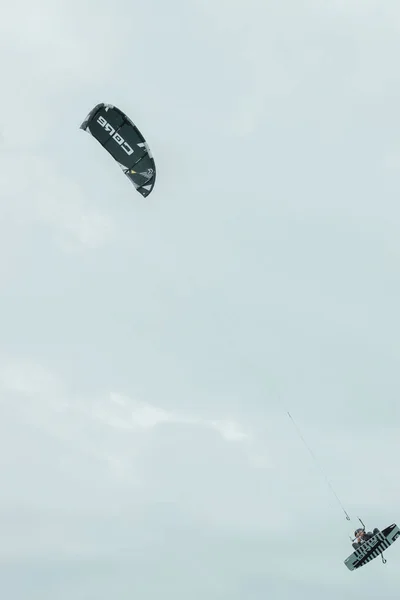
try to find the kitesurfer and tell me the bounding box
[352,528,380,549]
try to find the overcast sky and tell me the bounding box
[1,0,400,598]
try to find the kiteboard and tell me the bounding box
[344,523,400,571]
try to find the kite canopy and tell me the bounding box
[80,103,156,197]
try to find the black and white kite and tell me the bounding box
[80,103,156,197]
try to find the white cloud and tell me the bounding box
[0,360,60,396]
[0,151,115,251]
[210,419,249,441]
[0,361,254,482]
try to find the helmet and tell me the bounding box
[354,528,364,536]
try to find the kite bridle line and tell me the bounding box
[286,410,351,522]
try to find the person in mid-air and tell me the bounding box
[352,528,380,550]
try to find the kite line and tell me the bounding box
[286,410,351,521]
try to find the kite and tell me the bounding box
[80,103,156,197]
